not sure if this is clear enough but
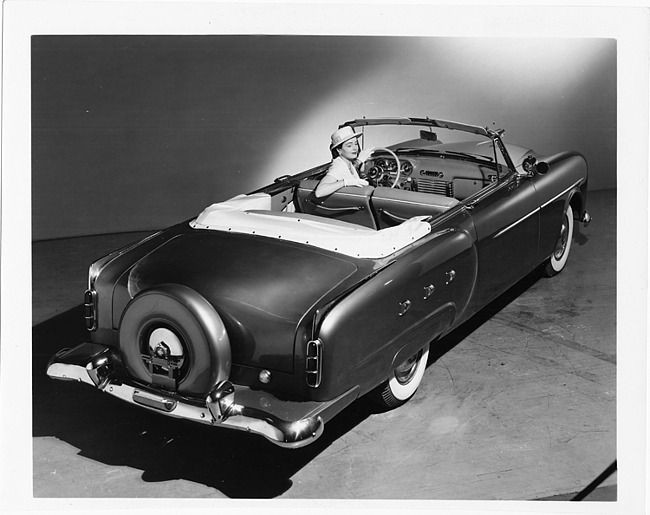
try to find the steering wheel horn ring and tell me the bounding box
[364,147,401,188]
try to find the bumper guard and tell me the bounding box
[47,343,357,449]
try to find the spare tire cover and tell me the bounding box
[119,284,230,397]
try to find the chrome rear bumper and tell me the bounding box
[47,343,358,449]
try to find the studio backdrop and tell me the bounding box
[31,36,616,240]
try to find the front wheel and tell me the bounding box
[543,204,574,277]
[370,342,430,409]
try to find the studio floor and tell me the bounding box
[31,190,616,500]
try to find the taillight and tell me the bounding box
[84,289,97,331]
[305,339,322,388]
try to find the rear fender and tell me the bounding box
[311,218,478,401]
[389,303,456,373]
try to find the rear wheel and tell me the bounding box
[370,343,430,409]
[119,284,230,397]
[543,204,574,277]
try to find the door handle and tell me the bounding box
[306,199,364,212]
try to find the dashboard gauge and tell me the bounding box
[400,161,413,176]
[366,166,380,179]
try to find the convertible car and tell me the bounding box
[47,117,591,448]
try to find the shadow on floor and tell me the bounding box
[33,306,376,498]
[33,266,556,498]
[428,266,544,366]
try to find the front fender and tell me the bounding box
[533,151,588,263]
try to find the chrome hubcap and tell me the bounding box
[394,350,421,385]
[142,326,186,389]
[553,215,569,260]
[148,327,184,359]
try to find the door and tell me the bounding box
[467,174,540,307]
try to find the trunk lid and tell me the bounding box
[126,229,361,373]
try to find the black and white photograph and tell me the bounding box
[1,2,648,514]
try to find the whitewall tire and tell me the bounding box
[543,204,574,277]
[372,342,430,409]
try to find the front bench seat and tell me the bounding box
[294,179,378,230]
[371,186,460,229]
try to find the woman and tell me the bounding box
[315,126,371,198]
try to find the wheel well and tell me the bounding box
[569,192,583,220]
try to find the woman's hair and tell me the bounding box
[330,146,341,160]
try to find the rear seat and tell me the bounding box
[371,187,460,228]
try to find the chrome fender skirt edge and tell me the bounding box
[47,343,359,449]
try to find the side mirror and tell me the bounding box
[522,155,550,176]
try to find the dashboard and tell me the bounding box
[363,152,499,200]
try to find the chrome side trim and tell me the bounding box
[493,207,540,239]
[540,179,583,209]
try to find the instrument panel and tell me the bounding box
[363,153,497,200]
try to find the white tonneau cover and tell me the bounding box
[190,193,432,259]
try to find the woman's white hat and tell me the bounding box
[330,126,362,149]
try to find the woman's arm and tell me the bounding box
[315,175,346,198]
[315,158,369,198]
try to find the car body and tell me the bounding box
[47,117,591,448]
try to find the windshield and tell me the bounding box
[347,120,511,169]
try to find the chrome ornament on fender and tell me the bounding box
[398,299,412,317]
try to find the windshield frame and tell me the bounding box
[341,117,517,179]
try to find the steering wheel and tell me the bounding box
[364,147,401,188]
